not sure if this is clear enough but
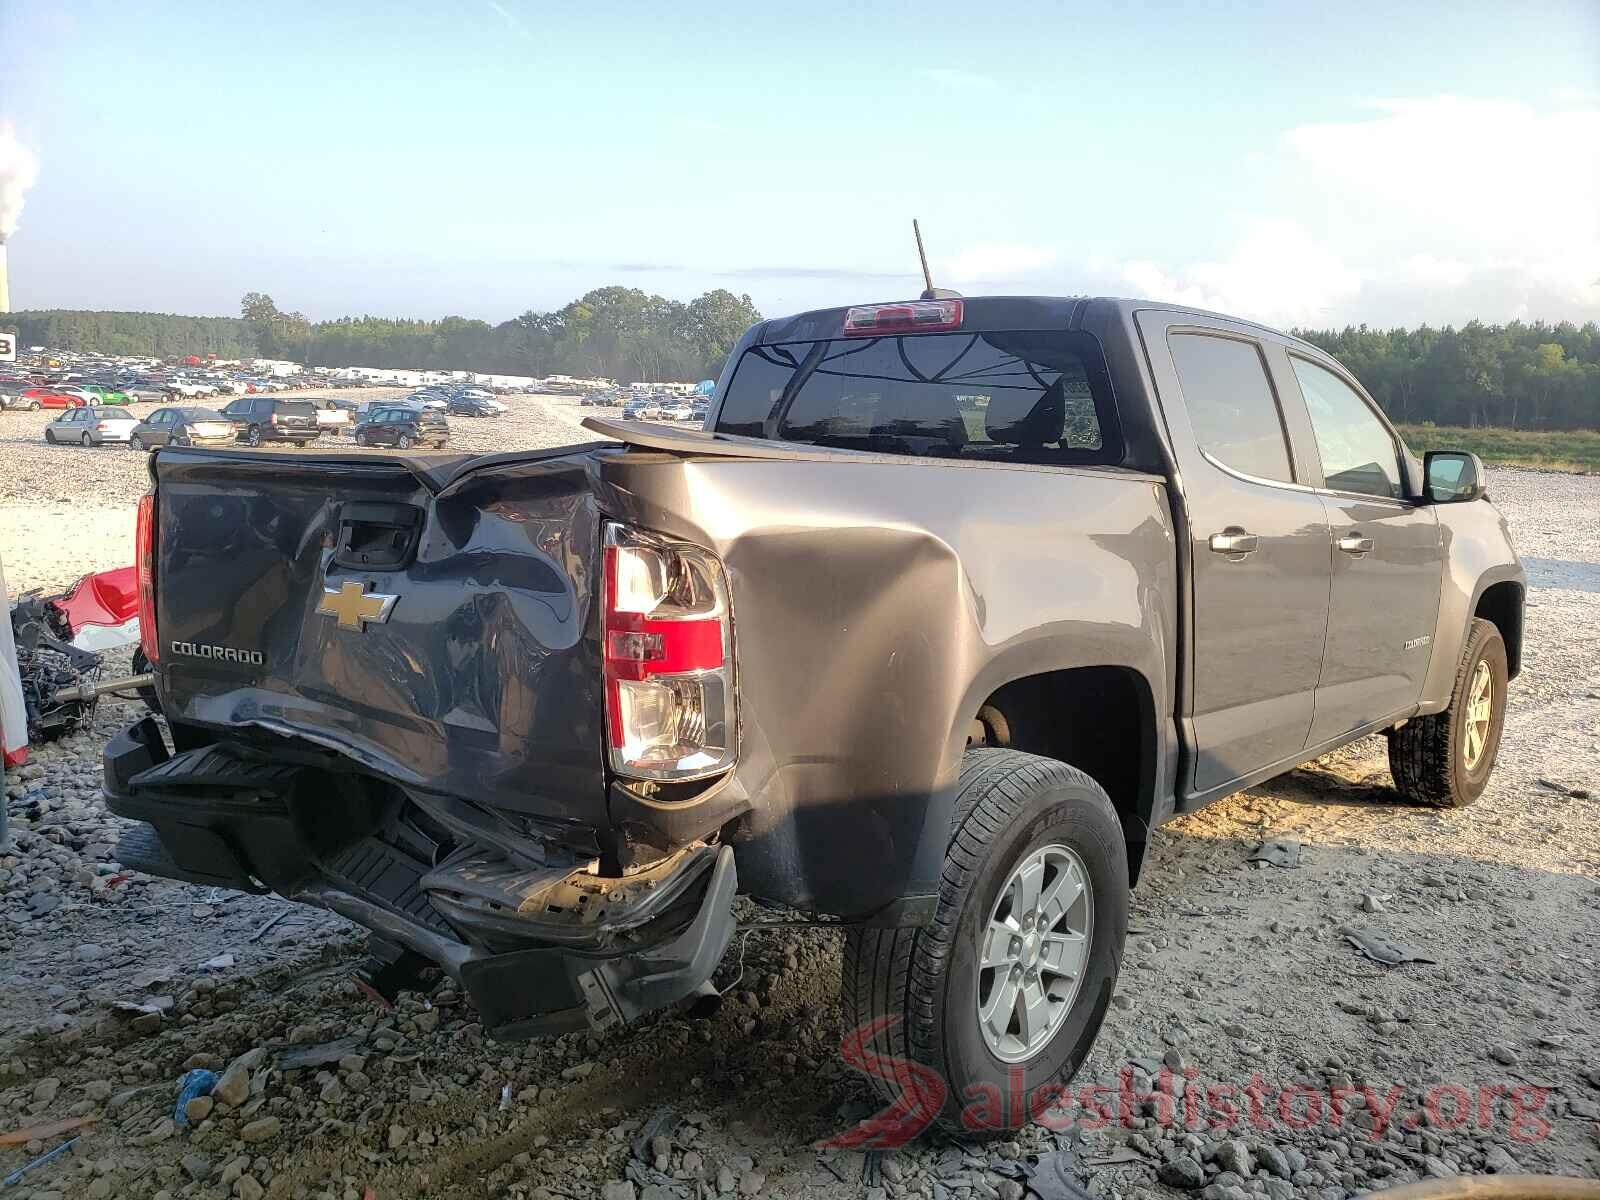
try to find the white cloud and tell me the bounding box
[1120,95,1600,327]
[1122,220,1364,326]
[946,242,1058,285]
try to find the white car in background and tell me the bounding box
[44,406,140,446]
[168,378,218,399]
[314,398,354,435]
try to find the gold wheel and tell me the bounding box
[1462,659,1492,769]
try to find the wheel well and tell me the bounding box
[1475,581,1523,679]
[969,666,1157,883]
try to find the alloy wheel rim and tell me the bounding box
[976,842,1093,1063]
[1463,660,1493,769]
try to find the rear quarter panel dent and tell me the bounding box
[601,455,1175,914]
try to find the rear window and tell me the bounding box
[714,330,1120,464]
[274,401,316,417]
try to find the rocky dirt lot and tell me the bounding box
[1,423,1596,1200]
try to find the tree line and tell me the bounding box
[6,285,764,384]
[1295,320,1599,430]
[6,299,1598,428]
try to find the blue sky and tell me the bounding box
[1,0,1597,328]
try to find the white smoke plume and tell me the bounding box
[0,121,40,241]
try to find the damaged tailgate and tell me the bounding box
[149,446,609,825]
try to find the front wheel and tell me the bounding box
[354,430,367,446]
[1388,617,1507,807]
[841,749,1128,1137]
[81,432,93,447]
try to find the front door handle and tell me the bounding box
[1337,532,1375,555]
[1208,529,1259,555]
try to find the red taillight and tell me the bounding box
[842,299,963,336]
[136,492,158,664]
[602,524,735,781]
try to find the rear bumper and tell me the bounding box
[103,717,738,1037]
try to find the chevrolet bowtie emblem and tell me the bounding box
[316,581,398,631]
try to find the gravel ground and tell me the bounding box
[0,448,1596,1200]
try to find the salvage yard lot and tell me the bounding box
[0,389,598,594]
[1,404,1597,1198]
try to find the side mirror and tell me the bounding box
[1424,450,1486,503]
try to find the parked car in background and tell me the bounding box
[313,398,354,437]
[115,379,171,404]
[83,382,133,405]
[168,378,220,399]
[129,407,235,450]
[447,394,499,417]
[44,406,140,446]
[353,405,449,449]
[0,382,29,410]
[219,397,321,446]
[18,387,84,410]
[659,402,698,422]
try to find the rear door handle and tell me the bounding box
[1337,533,1374,555]
[1208,529,1259,555]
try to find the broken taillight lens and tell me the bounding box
[136,491,158,664]
[602,522,734,781]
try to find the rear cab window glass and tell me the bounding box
[715,330,1121,465]
[1290,357,1403,499]
[1167,333,1294,484]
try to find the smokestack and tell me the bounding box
[0,238,9,314]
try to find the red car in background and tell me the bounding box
[12,387,85,410]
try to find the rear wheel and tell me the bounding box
[396,433,413,449]
[1387,617,1507,807]
[841,748,1128,1136]
[246,425,262,447]
[130,434,144,451]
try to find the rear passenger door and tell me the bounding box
[1139,313,1333,795]
[1276,353,1443,742]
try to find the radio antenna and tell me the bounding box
[913,219,936,298]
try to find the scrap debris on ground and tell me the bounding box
[2,444,1597,1199]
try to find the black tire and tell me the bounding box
[28,400,40,411]
[1387,617,1507,808]
[246,425,262,447]
[396,433,412,449]
[81,432,93,447]
[354,430,367,447]
[841,748,1128,1136]
[130,434,144,451]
